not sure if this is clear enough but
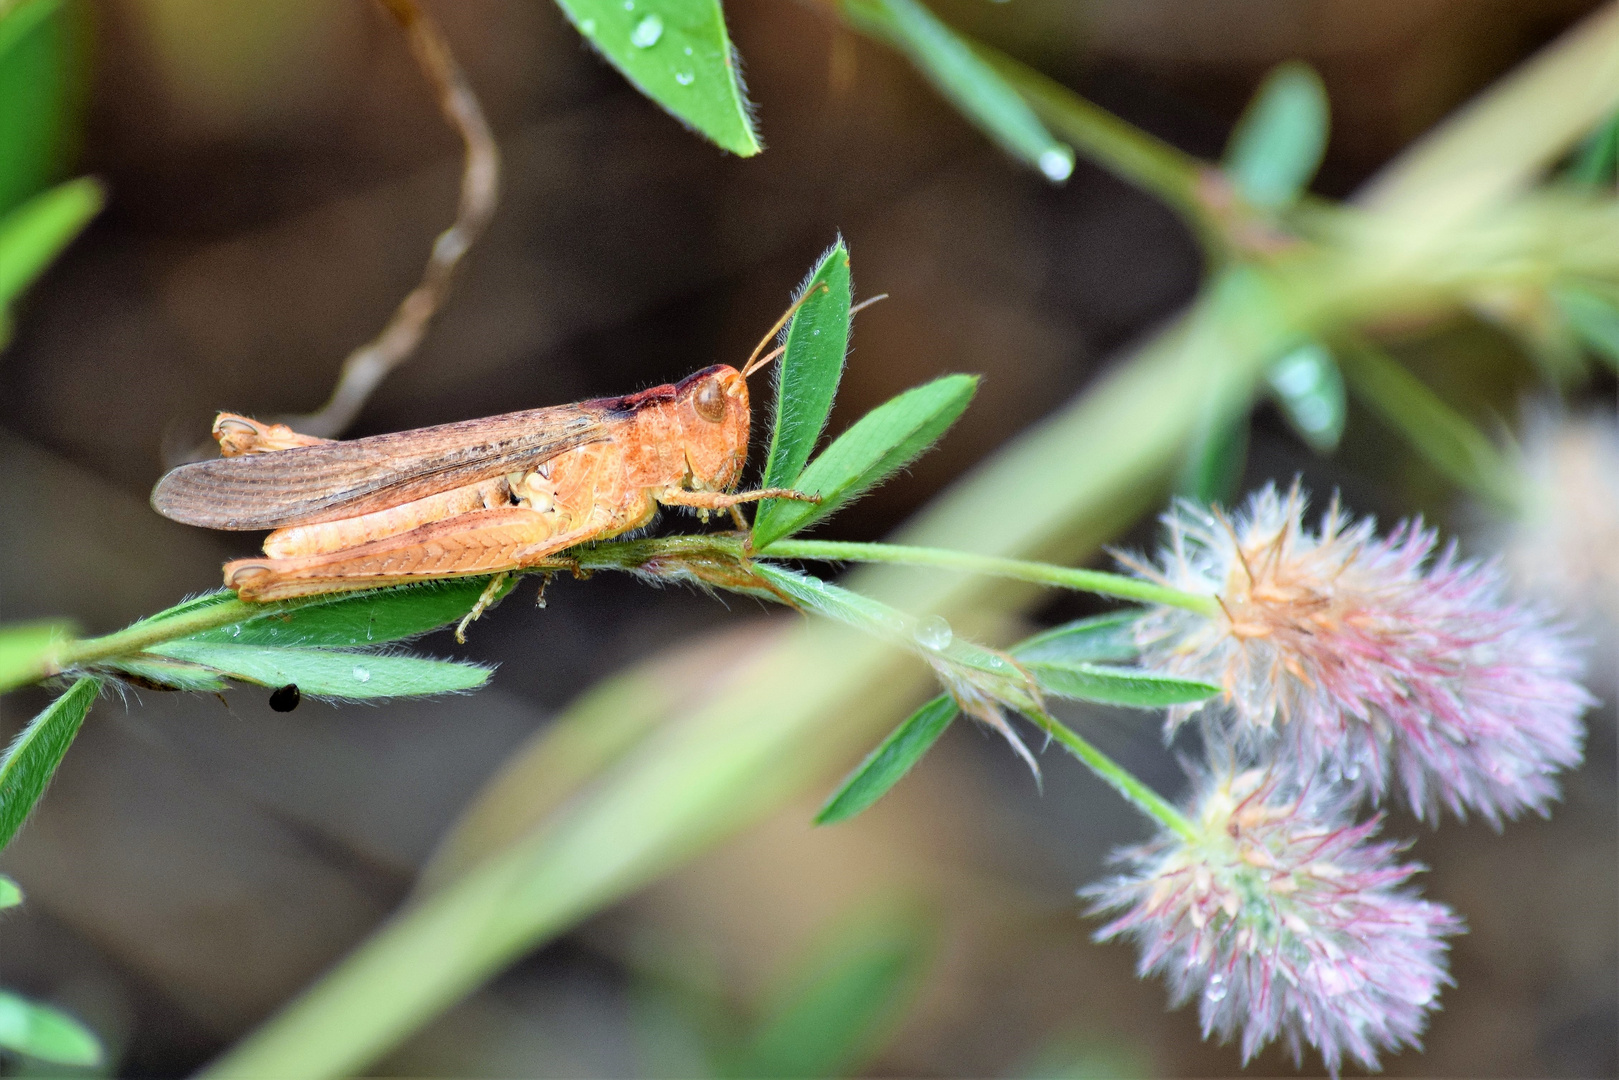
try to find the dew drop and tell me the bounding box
[580,17,595,33]
[1205,973,1228,1003]
[812,327,820,335]
[916,615,954,652]
[352,665,371,683]
[1038,147,1075,182]
[674,70,694,86]
[228,624,241,637]
[622,0,633,8]
[683,45,693,56]
[630,12,663,47]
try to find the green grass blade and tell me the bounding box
[1011,610,1143,666]
[1224,61,1328,209]
[756,240,852,521]
[185,577,516,647]
[0,620,72,690]
[0,675,98,852]
[815,695,957,825]
[1027,661,1217,707]
[839,0,1073,182]
[0,990,103,1066]
[146,642,490,700]
[0,176,101,307]
[754,374,977,548]
[553,0,758,156]
[727,913,931,1079]
[1265,341,1345,452]
[0,874,20,908]
[1552,283,1619,370]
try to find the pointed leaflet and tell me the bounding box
[816,695,957,825]
[0,991,103,1066]
[1024,662,1217,708]
[754,240,851,534]
[753,375,976,548]
[1224,61,1329,209]
[838,0,1073,182]
[147,642,489,699]
[0,675,98,852]
[186,576,519,647]
[1011,610,1143,666]
[0,177,101,309]
[0,874,20,908]
[553,0,758,157]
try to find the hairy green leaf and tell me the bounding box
[727,913,931,1079]
[0,675,98,852]
[756,240,852,526]
[1265,341,1345,452]
[1027,661,1217,708]
[0,176,100,307]
[0,620,72,690]
[839,0,1073,182]
[187,577,516,648]
[0,990,102,1066]
[554,0,758,156]
[0,874,20,908]
[147,642,490,700]
[1011,610,1143,666]
[101,656,229,693]
[1225,61,1329,209]
[754,374,977,548]
[816,695,957,826]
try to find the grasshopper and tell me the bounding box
[151,304,818,612]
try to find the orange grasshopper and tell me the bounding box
[150,304,820,620]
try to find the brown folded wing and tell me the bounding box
[151,402,617,529]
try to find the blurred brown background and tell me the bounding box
[0,1,1613,1076]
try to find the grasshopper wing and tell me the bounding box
[152,402,617,529]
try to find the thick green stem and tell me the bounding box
[760,539,1220,616]
[1029,710,1194,839]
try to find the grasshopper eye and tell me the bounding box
[693,377,726,423]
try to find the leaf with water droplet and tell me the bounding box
[186,576,518,648]
[837,0,1071,182]
[1265,340,1345,453]
[145,641,489,700]
[553,0,758,155]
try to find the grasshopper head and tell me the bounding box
[673,364,750,491]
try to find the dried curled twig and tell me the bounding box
[284,0,501,438]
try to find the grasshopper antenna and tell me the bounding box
[740,292,890,379]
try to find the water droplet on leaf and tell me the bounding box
[674,70,694,86]
[630,13,663,47]
[1038,147,1075,182]
[352,666,371,683]
[916,615,954,651]
[580,17,595,33]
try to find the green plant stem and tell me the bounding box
[761,539,1220,616]
[39,596,300,684]
[1028,710,1194,839]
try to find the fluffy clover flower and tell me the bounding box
[1085,767,1462,1075]
[1125,484,1591,823]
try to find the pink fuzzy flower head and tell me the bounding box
[1127,485,1591,823]
[1085,767,1463,1075]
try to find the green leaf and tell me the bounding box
[1175,398,1247,506]
[1224,61,1329,209]
[1265,341,1345,452]
[1565,109,1619,187]
[0,874,20,908]
[1011,610,1143,666]
[816,695,957,825]
[145,642,490,700]
[553,0,758,156]
[0,175,101,308]
[727,913,930,1079]
[1339,340,1519,511]
[755,240,852,526]
[1552,283,1619,371]
[100,655,229,693]
[0,990,102,1066]
[0,0,75,218]
[839,0,1073,182]
[0,675,98,853]
[186,576,517,647]
[1026,661,1217,708]
[0,620,72,690]
[754,374,977,548]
